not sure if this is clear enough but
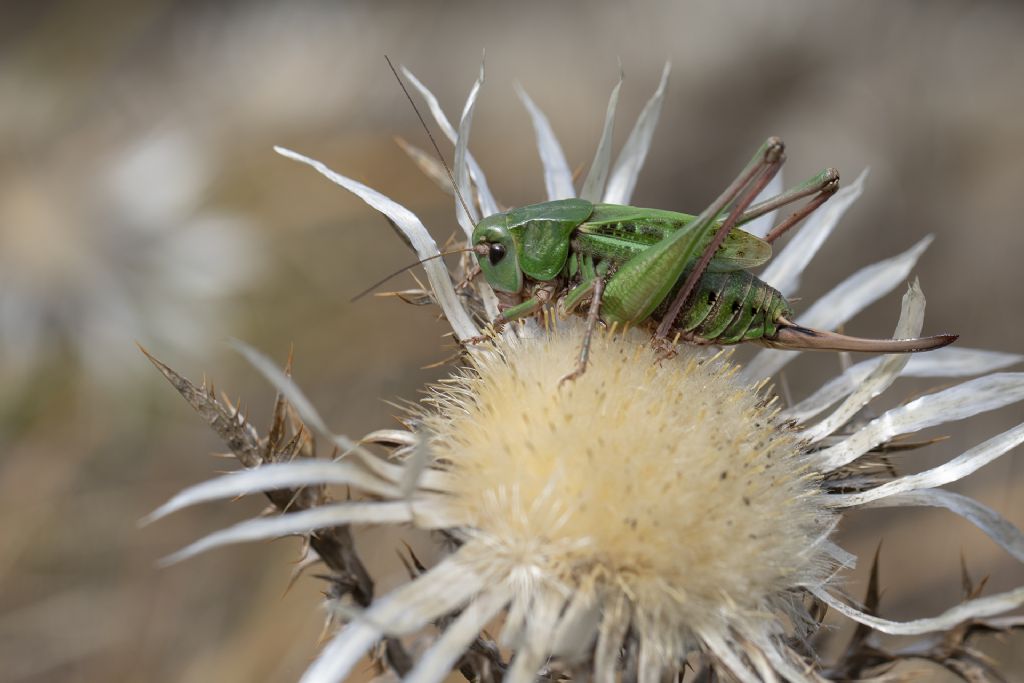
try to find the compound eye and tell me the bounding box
[488,243,506,266]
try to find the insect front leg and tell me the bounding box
[464,296,544,344]
[653,138,786,341]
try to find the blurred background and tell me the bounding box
[1,1,1022,680]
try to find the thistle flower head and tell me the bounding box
[149,62,1024,682]
[415,320,837,677]
[439,323,828,618]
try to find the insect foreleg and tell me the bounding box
[465,296,544,344]
[654,138,785,340]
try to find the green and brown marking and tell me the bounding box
[469,138,956,380]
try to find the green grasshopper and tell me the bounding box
[468,137,957,381]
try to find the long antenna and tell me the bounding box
[384,55,475,226]
[350,247,472,302]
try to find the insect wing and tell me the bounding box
[581,204,771,272]
[713,229,772,271]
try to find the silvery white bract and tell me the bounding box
[152,62,1024,682]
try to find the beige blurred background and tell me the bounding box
[1,1,1022,680]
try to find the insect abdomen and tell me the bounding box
[657,270,791,345]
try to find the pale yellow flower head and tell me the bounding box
[434,319,831,632]
[394,318,841,677]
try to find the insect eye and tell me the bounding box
[488,243,506,266]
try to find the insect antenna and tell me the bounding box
[385,55,475,226]
[350,247,472,302]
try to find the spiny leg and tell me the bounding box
[654,138,786,341]
[599,139,785,333]
[738,167,841,243]
[739,167,839,225]
[763,172,840,244]
[464,296,543,344]
[559,276,605,386]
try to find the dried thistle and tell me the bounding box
[147,63,1024,682]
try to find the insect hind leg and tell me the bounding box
[738,168,840,243]
[654,137,786,341]
[762,169,840,243]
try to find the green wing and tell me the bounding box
[578,203,771,272]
